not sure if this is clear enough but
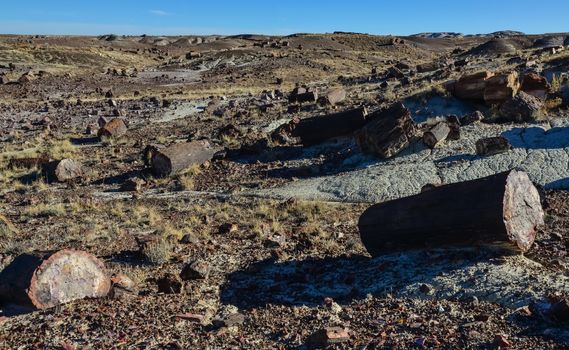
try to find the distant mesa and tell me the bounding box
[411,30,525,39]
[411,32,464,39]
[532,35,565,48]
[466,38,526,56]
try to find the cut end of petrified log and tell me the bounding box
[502,170,544,252]
[27,250,110,309]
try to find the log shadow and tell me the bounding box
[70,136,100,145]
[220,247,513,310]
[91,169,147,186]
[502,126,569,150]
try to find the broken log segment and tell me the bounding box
[42,158,84,183]
[356,102,416,159]
[423,122,450,148]
[358,170,544,256]
[0,249,111,309]
[151,140,218,177]
[283,107,369,146]
[476,136,512,156]
[97,118,127,139]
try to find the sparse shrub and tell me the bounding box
[551,74,562,93]
[142,238,173,265]
[545,97,563,110]
[24,203,66,217]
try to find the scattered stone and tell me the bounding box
[356,102,416,158]
[180,259,210,280]
[18,72,36,84]
[323,87,346,106]
[218,222,238,235]
[475,136,512,156]
[179,233,200,245]
[98,118,127,138]
[289,86,318,104]
[461,111,485,125]
[499,91,545,123]
[175,313,204,323]
[306,327,350,349]
[120,177,146,192]
[111,273,137,293]
[42,158,84,183]
[493,334,512,348]
[213,305,245,328]
[0,250,110,309]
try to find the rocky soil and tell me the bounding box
[1,32,569,349]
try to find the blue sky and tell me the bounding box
[0,1,568,36]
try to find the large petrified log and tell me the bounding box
[356,102,416,158]
[0,250,110,309]
[454,71,494,100]
[151,140,218,177]
[358,170,544,256]
[273,107,368,146]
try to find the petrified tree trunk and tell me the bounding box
[356,102,416,158]
[0,250,110,309]
[423,122,450,148]
[151,140,218,177]
[42,158,84,182]
[287,107,369,145]
[358,170,544,256]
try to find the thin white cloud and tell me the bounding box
[149,10,169,16]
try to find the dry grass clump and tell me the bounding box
[142,237,174,265]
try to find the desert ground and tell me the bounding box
[1,31,569,349]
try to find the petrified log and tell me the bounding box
[454,71,494,100]
[520,72,550,99]
[356,102,416,158]
[42,158,84,182]
[483,71,519,105]
[277,107,368,146]
[499,91,545,122]
[151,140,218,177]
[0,250,110,309]
[97,118,127,138]
[358,170,544,256]
[476,136,512,156]
[423,122,450,148]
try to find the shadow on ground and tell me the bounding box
[220,247,519,310]
[502,126,569,150]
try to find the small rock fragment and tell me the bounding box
[476,136,512,156]
[180,259,210,280]
[307,327,350,349]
